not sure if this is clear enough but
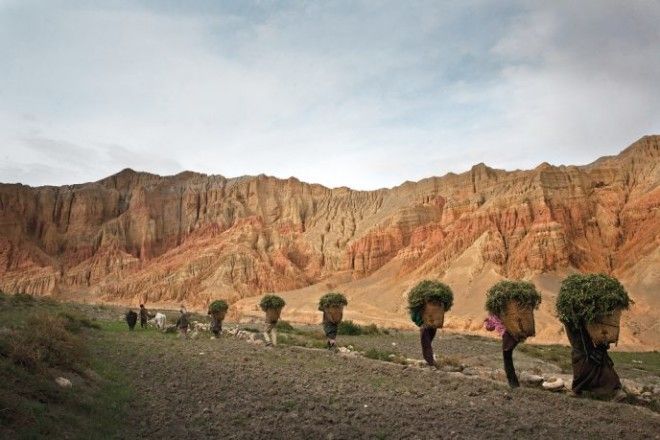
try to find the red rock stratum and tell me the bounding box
[1,136,658,347]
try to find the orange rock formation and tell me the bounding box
[1,136,658,348]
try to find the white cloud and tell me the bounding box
[0,1,658,189]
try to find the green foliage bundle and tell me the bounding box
[556,273,631,328]
[208,300,229,313]
[259,294,286,311]
[318,292,348,311]
[407,280,454,312]
[485,280,542,315]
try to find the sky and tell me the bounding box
[0,0,659,190]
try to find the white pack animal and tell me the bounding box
[149,312,167,331]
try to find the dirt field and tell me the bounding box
[97,325,660,439]
[1,296,658,439]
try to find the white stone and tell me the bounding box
[55,377,72,388]
[622,379,643,396]
[542,378,564,391]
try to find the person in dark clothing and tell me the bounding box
[139,304,150,329]
[322,311,338,349]
[125,309,138,331]
[410,307,437,367]
[485,314,520,387]
[176,307,189,338]
[565,324,622,397]
[502,331,520,388]
[420,326,437,367]
[209,312,222,338]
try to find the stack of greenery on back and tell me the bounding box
[485,280,542,316]
[556,273,631,328]
[318,292,348,311]
[407,280,454,312]
[260,295,286,311]
[209,300,229,313]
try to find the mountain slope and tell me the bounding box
[1,136,658,347]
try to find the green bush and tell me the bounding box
[361,323,380,335]
[208,300,229,313]
[337,320,381,335]
[275,320,296,333]
[485,280,542,315]
[259,294,286,311]
[318,292,348,311]
[363,348,407,364]
[556,273,631,328]
[58,311,101,333]
[2,313,88,373]
[11,292,35,306]
[407,280,454,312]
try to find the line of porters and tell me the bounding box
[205,272,631,399]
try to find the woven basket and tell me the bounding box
[324,305,344,324]
[265,307,282,324]
[501,301,535,340]
[587,309,622,345]
[422,302,445,329]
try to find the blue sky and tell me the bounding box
[1,0,658,189]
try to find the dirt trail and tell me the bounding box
[93,329,660,440]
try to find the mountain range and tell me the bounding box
[1,135,658,348]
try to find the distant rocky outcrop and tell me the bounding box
[1,136,658,347]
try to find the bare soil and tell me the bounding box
[96,326,660,439]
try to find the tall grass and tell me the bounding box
[338,320,381,336]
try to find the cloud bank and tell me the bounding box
[1,1,658,189]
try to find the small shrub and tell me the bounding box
[361,323,380,335]
[275,320,295,333]
[11,292,35,306]
[242,326,260,333]
[259,295,285,311]
[318,292,348,311]
[437,355,463,368]
[364,348,391,361]
[208,300,229,313]
[338,320,362,335]
[556,273,631,328]
[7,338,41,372]
[485,280,542,315]
[19,313,87,371]
[58,312,101,333]
[337,321,381,336]
[364,348,407,364]
[407,280,454,312]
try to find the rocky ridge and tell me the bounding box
[1,136,658,347]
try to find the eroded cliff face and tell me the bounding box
[1,136,658,346]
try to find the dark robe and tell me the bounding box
[139,307,149,328]
[125,310,137,330]
[322,311,338,342]
[502,331,520,387]
[420,326,437,366]
[565,324,621,396]
[176,312,189,329]
[210,314,222,336]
